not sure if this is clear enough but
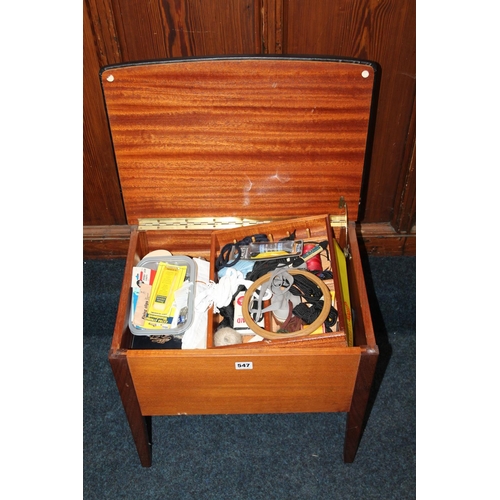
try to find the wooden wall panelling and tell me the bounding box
[83,0,416,257]
[83,225,132,259]
[84,0,127,225]
[261,0,284,54]
[392,98,416,235]
[282,0,416,226]
[109,0,261,60]
[84,0,262,229]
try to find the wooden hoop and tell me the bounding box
[241,269,332,340]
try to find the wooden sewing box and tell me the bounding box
[101,55,379,467]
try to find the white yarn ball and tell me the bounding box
[214,327,243,346]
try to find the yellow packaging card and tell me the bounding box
[144,263,187,329]
[333,240,353,346]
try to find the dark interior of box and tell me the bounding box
[121,214,360,351]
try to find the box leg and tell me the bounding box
[109,351,152,467]
[343,347,378,462]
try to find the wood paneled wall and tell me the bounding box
[83,0,416,257]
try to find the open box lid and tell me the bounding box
[100,56,377,226]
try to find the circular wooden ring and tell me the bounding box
[242,269,332,339]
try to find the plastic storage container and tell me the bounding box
[129,255,196,336]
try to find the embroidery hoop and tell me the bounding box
[241,269,332,339]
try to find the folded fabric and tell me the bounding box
[217,258,255,279]
[196,268,268,314]
[181,258,210,349]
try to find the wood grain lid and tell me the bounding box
[100,56,377,224]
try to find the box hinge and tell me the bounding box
[138,217,272,231]
[328,214,348,228]
[329,196,348,229]
[329,197,351,260]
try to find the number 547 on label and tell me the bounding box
[235,362,253,370]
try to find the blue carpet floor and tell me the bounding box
[83,256,416,499]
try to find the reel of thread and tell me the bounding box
[302,243,323,272]
[213,327,243,346]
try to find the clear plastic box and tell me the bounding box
[129,255,196,336]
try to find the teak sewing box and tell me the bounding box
[101,56,379,467]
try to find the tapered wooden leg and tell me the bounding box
[109,350,152,467]
[344,346,378,462]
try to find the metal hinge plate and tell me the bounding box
[329,214,347,228]
[138,214,347,231]
[138,198,348,232]
[330,196,348,229]
[138,217,272,231]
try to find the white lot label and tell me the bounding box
[235,362,253,370]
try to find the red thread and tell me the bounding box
[302,244,323,272]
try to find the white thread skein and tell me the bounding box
[214,327,243,346]
[195,268,263,314]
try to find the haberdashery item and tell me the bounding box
[248,268,296,322]
[292,241,328,269]
[195,268,271,314]
[149,262,187,313]
[273,291,301,323]
[217,258,255,279]
[169,281,192,328]
[333,239,353,347]
[276,302,304,332]
[245,256,305,281]
[130,265,156,316]
[242,240,303,260]
[293,300,338,331]
[246,266,303,324]
[249,268,320,323]
[142,262,188,329]
[182,258,210,349]
[242,269,332,339]
[233,291,265,333]
[129,255,196,336]
[144,249,173,258]
[309,287,337,335]
[132,283,152,327]
[215,233,269,271]
[214,327,243,346]
[286,273,338,332]
[216,284,247,330]
[301,243,323,272]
